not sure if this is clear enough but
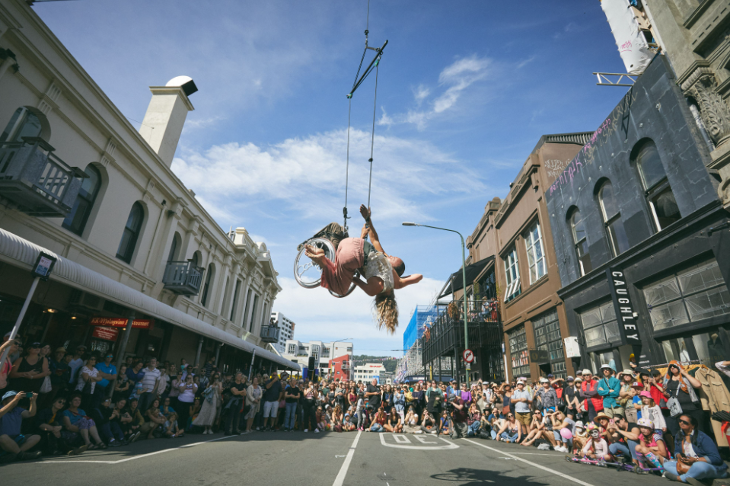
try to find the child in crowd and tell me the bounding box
[580,424,612,462]
[572,421,589,454]
[315,406,326,433]
[634,418,667,470]
[164,412,183,438]
[439,410,450,436]
[356,393,366,431]
[638,391,666,434]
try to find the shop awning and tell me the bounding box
[0,228,297,370]
[438,256,494,299]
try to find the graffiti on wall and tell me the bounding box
[548,90,637,196]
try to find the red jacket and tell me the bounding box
[582,380,604,412]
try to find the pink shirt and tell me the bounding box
[582,438,609,457]
[320,238,365,296]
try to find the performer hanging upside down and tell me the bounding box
[304,205,423,333]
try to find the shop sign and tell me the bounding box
[92,326,119,342]
[605,268,640,344]
[529,349,550,364]
[90,317,153,329]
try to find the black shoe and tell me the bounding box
[17,451,42,461]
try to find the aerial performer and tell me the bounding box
[304,205,423,334]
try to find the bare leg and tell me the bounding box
[246,417,254,432]
[19,435,40,452]
[89,426,104,445]
[79,429,92,446]
[0,435,20,454]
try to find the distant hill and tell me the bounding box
[351,355,398,373]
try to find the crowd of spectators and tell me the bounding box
[1,332,728,484]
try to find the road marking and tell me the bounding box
[38,435,238,465]
[462,439,595,486]
[332,430,361,486]
[379,433,458,450]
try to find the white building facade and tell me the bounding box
[270,311,295,353]
[281,339,353,378]
[354,363,386,383]
[0,0,295,373]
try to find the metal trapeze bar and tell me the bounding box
[348,39,388,98]
[593,72,637,87]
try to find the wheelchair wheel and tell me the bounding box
[294,238,335,289]
[328,271,358,298]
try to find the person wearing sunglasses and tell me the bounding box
[496,412,521,443]
[664,414,728,484]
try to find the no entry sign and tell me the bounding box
[462,349,474,363]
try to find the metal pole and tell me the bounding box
[0,276,40,370]
[459,233,470,387]
[111,312,136,397]
[194,336,204,367]
[248,349,256,381]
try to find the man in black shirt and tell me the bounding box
[262,374,282,432]
[365,379,381,411]
[284,379,300,432]
[606,413,640,462]
[449,395,469,439]
[224,373,247,435]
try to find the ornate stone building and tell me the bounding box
[643,0,730,207]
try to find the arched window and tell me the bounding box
[633,139,681,231]
[569,208,592,276]
[116,202,144,263]
[0,107,43,143]
[62,165,101,236]
[598,181,629,257]
[167,232,182,262]
[201,263,215,307]
[191,251,201,267]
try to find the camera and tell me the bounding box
[444,395,458,412]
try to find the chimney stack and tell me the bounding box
[139,76,198,168]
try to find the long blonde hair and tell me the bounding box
[374,292,398,334]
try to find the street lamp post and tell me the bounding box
[403,222,470,387]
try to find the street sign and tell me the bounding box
[462,349,474,363]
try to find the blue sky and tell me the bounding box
[36,0,628,357]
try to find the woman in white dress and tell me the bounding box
[193,374,222,434]
[243,377,262,434]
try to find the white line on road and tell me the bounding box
[332,430,362,486]
[462,439,596,486]
[38,435,238,465]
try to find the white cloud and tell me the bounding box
[378,55,492,130]
[171,128,486,228]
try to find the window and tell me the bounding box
[507,325,530,377]
[579,301,621,348]
[201,263,215,307]
[503,247,521,302]
[249,294,259,331]
[62,165,101,236]
[598,181,629,257]
[287,344,297,354]
[116,202,144,263]
[524,221,546,284]
[532,309,565,378]
[0,107,43,143]
[569,209,592,276]
[643,260,730,331]
[230,279,242,321]
[634,140,681,231]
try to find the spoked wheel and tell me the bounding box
[293,238,357,297]
[294,238,335,289]
[329,271,358,298]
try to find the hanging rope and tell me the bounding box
[342,0,388,229]
[367,61,379,209]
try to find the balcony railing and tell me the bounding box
[0,137,87,217]
[162,260,204,296]
[260,325,280,343]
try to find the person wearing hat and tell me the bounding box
[535,377,559,413]
[579,369,603,422]
[633,417,667,470]
[9,342,50,396]
[597,364,622,418]
[638,390,666,433]
[593,411,612,438]
[511,381,532,432]
[580,423,612,462]
[572,420,589,453]
[0,390,42,461]
[616,369,635,416]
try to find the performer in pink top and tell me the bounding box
[305,205,422,333]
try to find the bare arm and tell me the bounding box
[353,275,384,297]
[360,205,386,255]
[393,274,423,290]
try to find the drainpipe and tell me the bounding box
[194,336,204,367]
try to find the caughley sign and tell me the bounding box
[606,268,640,343]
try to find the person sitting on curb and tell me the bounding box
[62,393,106,450]
[0,391,42,462]
[663,414,728,484]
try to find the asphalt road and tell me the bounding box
[0,430,672,486]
